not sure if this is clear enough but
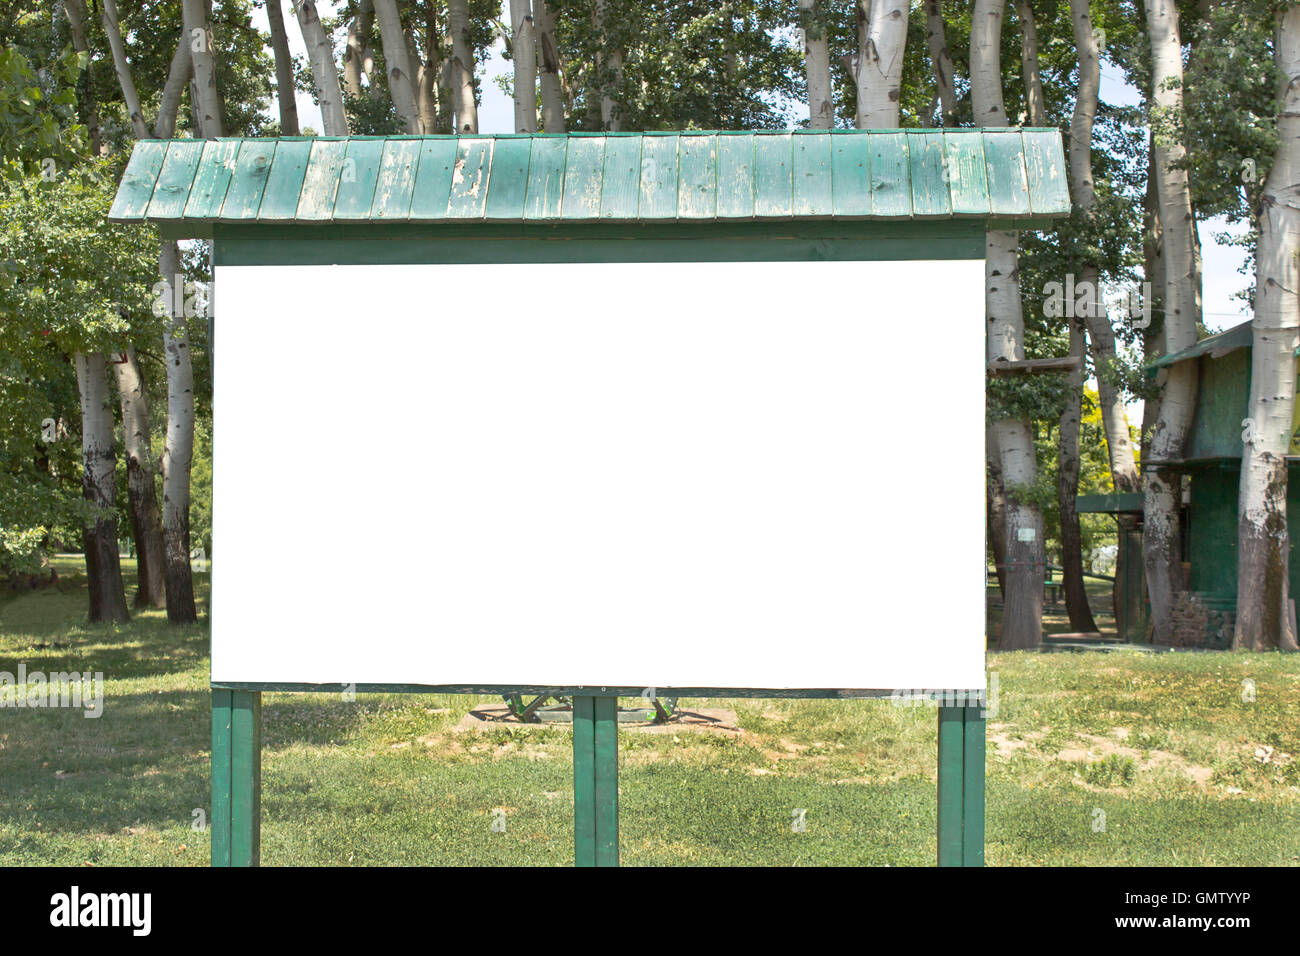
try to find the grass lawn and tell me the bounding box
[1,558,1297,866]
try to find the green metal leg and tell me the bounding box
[212,689,261,867]
[573,695,619,866]
[937,704,984,867]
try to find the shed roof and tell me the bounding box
[1149,319,1300,371]
[108,130,1069,237]
[1149,321,1255,369]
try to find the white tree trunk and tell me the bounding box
[62,0,103,152]
[801,0,834,129]
[973,0,1042,649]
[100,0,150,139]
[114,346,167,608]
[101,0,198,623]
[1235,5,1300,651]
[155,30,193,139]
[294,0,349,135]
[416,25,443,134]
[373,0,421,133]
[594,0,624,131]
[1069,0,1140,494]
[535,0,565,132]
[971,0,1007,126]
[448,0,479,133]
[344,0,375,98]
[1016,0,1047,126]
[855,0,909,129]
[1144,0,1201,642]
[159,242,198,624]
[266,0,300,134]
[924,0,957,126]
[510,0,538,133]
[76,352,130,623]
[182,0,223,137]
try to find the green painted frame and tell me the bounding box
[206,223,989,869]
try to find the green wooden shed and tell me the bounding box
[1139,320,1300,645]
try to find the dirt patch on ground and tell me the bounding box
[1056,732,1213,786]
[987,723,1046,759]
[454,703,739,734]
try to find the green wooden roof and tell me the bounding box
[1149,321,1255,369]
[108,130,1069,236]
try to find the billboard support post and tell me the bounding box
[212,689,262,867]
[937,704,985,867]
[573,695,620,866]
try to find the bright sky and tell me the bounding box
[249,4,1253,333]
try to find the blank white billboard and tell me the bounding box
[212,259,985,692]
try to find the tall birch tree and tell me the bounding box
[1235,3,1300,651]
[448,0,479,132]
[535,0,565,131]
[1145,0,1201,643]
[374,0,421,132]
[510,0,538,133]
[924,0,958,126]
[855,0,910,128]
[974,0,1044,649]
[76,352,130,622]
[1069,0,1139,496]
[266,0,301,134]
[294,0,349,134]
[800,0,834,129]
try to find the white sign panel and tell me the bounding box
[212,260,986,691]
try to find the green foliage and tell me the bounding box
[550,0,802,130]
[0,46,85,178]
[1183,0,1280,227]
[0,165,162,572]
[1081,752,1137,787]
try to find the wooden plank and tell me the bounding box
[599,135,642,219]
[962,706,985,867]
[573,695,596,867]
[593,696,619,867]
[295,139,348,220]
[370,138,422,220]
[870,133,912,218]
[256,138,312,220]
[638,135,679,218]
[183,139,240,219]
[943,131,991,216]
[332,138,385,220]
[753,133,793,217]
[484,136,532,220]
[524,136,568,219]
[988,356,1082,375]
[908,132,951,217]
[830,133,872,217]
[210,689,233,867]
[937,706,964,866]
[677,134,717,219]
[982,130,1031,216]
[446,139,493,218]
[407,137,458,220]
[218,140,276,220]
[715,133,756,218]
[145,139,205,219]
[230,690,262,867]
[792,132,833,217]
[1022,129,1071,215]
[562,136,606,219]
[108,140,168,220]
